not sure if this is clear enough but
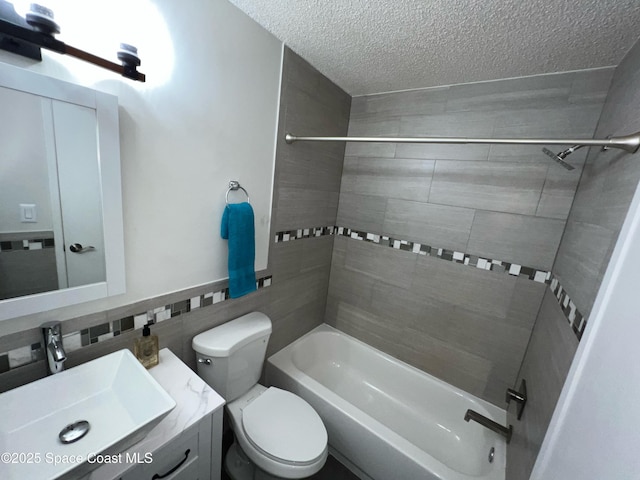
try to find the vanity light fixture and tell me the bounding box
[0,1,146,81]
[24,3,59,34]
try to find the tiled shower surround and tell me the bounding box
[325,67,613,407]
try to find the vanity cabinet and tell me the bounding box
[118,416,214,480]
[85,349,225,480]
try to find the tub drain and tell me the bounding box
[59,420,90,444]
[488,447,495,463]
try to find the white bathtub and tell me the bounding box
[266,324,506,480]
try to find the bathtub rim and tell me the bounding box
[267,323,507,480]
[270,323,506,420]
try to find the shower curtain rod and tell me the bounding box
[284,132,640,153]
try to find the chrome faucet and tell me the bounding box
[42,321,66,374]
[464,409,512,443]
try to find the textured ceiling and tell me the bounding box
[227,0,640,96]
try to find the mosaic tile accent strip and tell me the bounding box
[276,225,552,284]
[275,226,336,243]
[0,275,272,373]
[336,226,554,282]
[549,275,588,341]
[77,274,274,348]
[0,342,43,373]
[0,238,55,251]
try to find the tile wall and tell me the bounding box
[0,232,57,300]
[507,36,640,479]
[266,47,350,354]
[506,291,579,479]
[554,44,640,319]
[0,47,350,393]
[326,68,613,406]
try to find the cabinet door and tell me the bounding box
[116,411,220,480]
[147,455,199,480]
[117,464,141,480]
[137,423,202,480]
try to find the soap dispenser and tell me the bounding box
[135,324,159,368]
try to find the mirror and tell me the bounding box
[0,62,125,321]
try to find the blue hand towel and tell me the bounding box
[221,202,257,298]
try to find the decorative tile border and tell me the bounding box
[0,275,272,374]
[276,225,552,284]
[335,226,552,283]
[275,225,587,341]
[0,238,55,252]
[275,226,336,243]
[549,275,587,340]
[0,342,44,373]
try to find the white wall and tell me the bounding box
[0,87,53,233]
[0,0,282,335]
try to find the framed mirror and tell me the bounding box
[0,61,125,321]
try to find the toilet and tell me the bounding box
[192,312,328,480]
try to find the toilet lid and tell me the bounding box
[242,387,327,464]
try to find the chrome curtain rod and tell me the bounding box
[284,132,640,153]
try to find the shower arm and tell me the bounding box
[284,131,640,153]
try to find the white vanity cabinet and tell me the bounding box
[85,349,225,480]
[118,416,216,480]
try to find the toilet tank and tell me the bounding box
[192,312,272,402]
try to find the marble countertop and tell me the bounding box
[84,348,225,480]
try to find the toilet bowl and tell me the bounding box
[192,312,328,480]
[226,384,328,479]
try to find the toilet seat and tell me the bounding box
[242,387,327,465]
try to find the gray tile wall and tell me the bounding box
[507,36,640,480]
[554,40,640,319]
[0,47,350,392]
[0,231,58,300]
[0,249,58,300]
[327,235,545,406]
[328,68,611,406]
[273,50,350,231]
[506,291,579,480]
[267,47,350,353]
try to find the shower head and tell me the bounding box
[542,146,581,171]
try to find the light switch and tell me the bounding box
[20,204,37,223]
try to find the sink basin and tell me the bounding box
[0,349,176,480]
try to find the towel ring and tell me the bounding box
[226,180,250,204]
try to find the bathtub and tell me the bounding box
[266,324,506,480]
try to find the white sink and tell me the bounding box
[0,349,176,480]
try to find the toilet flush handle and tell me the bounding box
[198,358,212,365]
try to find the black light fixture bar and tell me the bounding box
[0,3,145,82]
